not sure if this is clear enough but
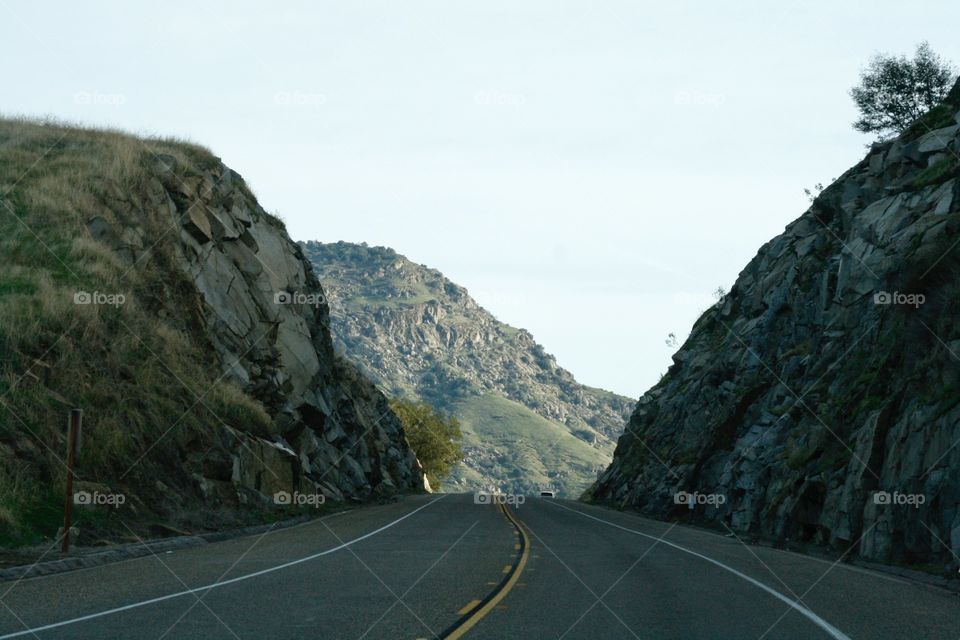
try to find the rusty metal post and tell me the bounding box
[61,408,82,553]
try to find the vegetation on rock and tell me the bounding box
[851,41,956,139]
[390,398,464,489]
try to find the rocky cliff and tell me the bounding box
[588,83,960,572]
[302,241,633,496]
[0,119,424,546]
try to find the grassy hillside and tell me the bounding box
[0,118,277,544]
[449,395,610,497]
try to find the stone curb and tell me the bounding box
[852,559,960,594]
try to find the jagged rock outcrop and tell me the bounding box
[302,241,633,495]
[94,155,426,503]
[589,83,960,573]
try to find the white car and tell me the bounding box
[539,490,555,498]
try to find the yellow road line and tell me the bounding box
[442,501,531,639]
[457,599,482,615]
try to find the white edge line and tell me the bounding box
[7,510,356,586]
[0,495,446,639]
[547,501,851,640]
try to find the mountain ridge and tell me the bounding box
[302,240,634,496]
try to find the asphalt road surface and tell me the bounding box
[0,494,957,639]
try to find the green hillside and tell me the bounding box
[451,395,610,497]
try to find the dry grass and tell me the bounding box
[0,116,274,546]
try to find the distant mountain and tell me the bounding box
[302,241,634,496]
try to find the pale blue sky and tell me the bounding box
[2,1,958,397]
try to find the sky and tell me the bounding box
[2,1,958,398]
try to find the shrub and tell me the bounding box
[390,398,464,489]
[850,42,956,139]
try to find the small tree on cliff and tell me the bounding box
[390,398,464,489]
[850,42,956,139]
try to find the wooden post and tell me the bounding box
[61,408,82,553]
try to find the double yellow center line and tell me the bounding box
[440,501,530,639]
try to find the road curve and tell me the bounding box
[0,494,956,639]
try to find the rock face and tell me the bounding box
[114,156,426,503]
[589,84,960,571]
[302,241,633,495]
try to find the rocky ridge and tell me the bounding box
[588,83,960,572]
[302,241,634,495]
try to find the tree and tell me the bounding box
[390,398,464,489]
[850,42,956,139]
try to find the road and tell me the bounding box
[0,494,957,639]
